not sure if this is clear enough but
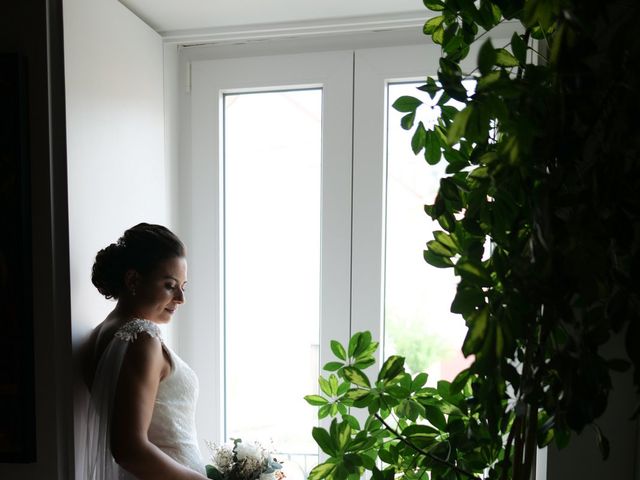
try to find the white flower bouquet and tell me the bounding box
[206,439,284,480]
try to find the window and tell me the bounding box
[223,89,322,467]
[180,42,499,474]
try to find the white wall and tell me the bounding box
[63,0,170,476]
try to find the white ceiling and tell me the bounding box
[119,0,425,34]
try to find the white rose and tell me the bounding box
[236,442,262,461]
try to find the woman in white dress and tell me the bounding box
[81,223,210,480]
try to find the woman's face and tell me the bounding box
[131,256,188,324]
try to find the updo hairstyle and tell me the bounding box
[91,223,186,299]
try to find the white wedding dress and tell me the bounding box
[85,318,206,479]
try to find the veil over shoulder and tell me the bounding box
[84,319,205,480]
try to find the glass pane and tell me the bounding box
[384,82,472,383]
[223,89,321,474]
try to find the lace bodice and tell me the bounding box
[85,319,205,479]
[116,319,205,473]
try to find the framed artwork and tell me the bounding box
[0,53,36,462]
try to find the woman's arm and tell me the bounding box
[111,334,208,480]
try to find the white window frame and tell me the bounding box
[181,50,354,445]
[175,30,546,478]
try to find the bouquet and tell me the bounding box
[205,439,285,480]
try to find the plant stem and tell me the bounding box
[512,412,524,480]
[500,414,518,480]
[522,405,538,479]
[373,413,480,480]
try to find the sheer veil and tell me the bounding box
[85,337,133,480]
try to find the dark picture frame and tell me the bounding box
[0,53,36,462]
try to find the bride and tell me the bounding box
[81,223,209,480]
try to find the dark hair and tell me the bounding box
[91,223,186,299]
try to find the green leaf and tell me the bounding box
[343,388,371,403]
[462,305,489,356]
[555,427,571,449]
[455,260,492,286]
[425,130,442,165]
[432,25,445,45]
[433,230,458,252]
[418,77,440,99]
[378,355,405,383]
[478,38,496,75]
[342,367,371,388]
[451,286,485,315]
[329,374,339,396]
[308,462,337,480]
[305,394,329,406]
[424,249,454,268]
[206,465,224,480]
[447,105,472,144]
[319,376,332,396]
[318,404,332,419]
[449,368,471,395]
[423,405,448,431]
[312,427,338,456]
[412,121,427,155]
[423,15,445,35]
[400,111,416,130]
[411,372,429,391]
[353,358,376,370]
[403,424,439,438]
[392,96,423,113]
[436,212,456,233]
[352,331,373,358]
[337,381,350,396]
[495,48,519,67]
[324,361,344,371]
[424,0,445,11]
[427,239,453,257]
[511,31,527,64]
[343,414,361,430]
[331,340,347,361]
[336,421,352,450]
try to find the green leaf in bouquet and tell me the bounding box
[331,340,347,360]
[206,465,224,480]
[305,394,329,406]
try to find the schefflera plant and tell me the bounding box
[304,332,503,480]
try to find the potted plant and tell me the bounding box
[305,0,640,479]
